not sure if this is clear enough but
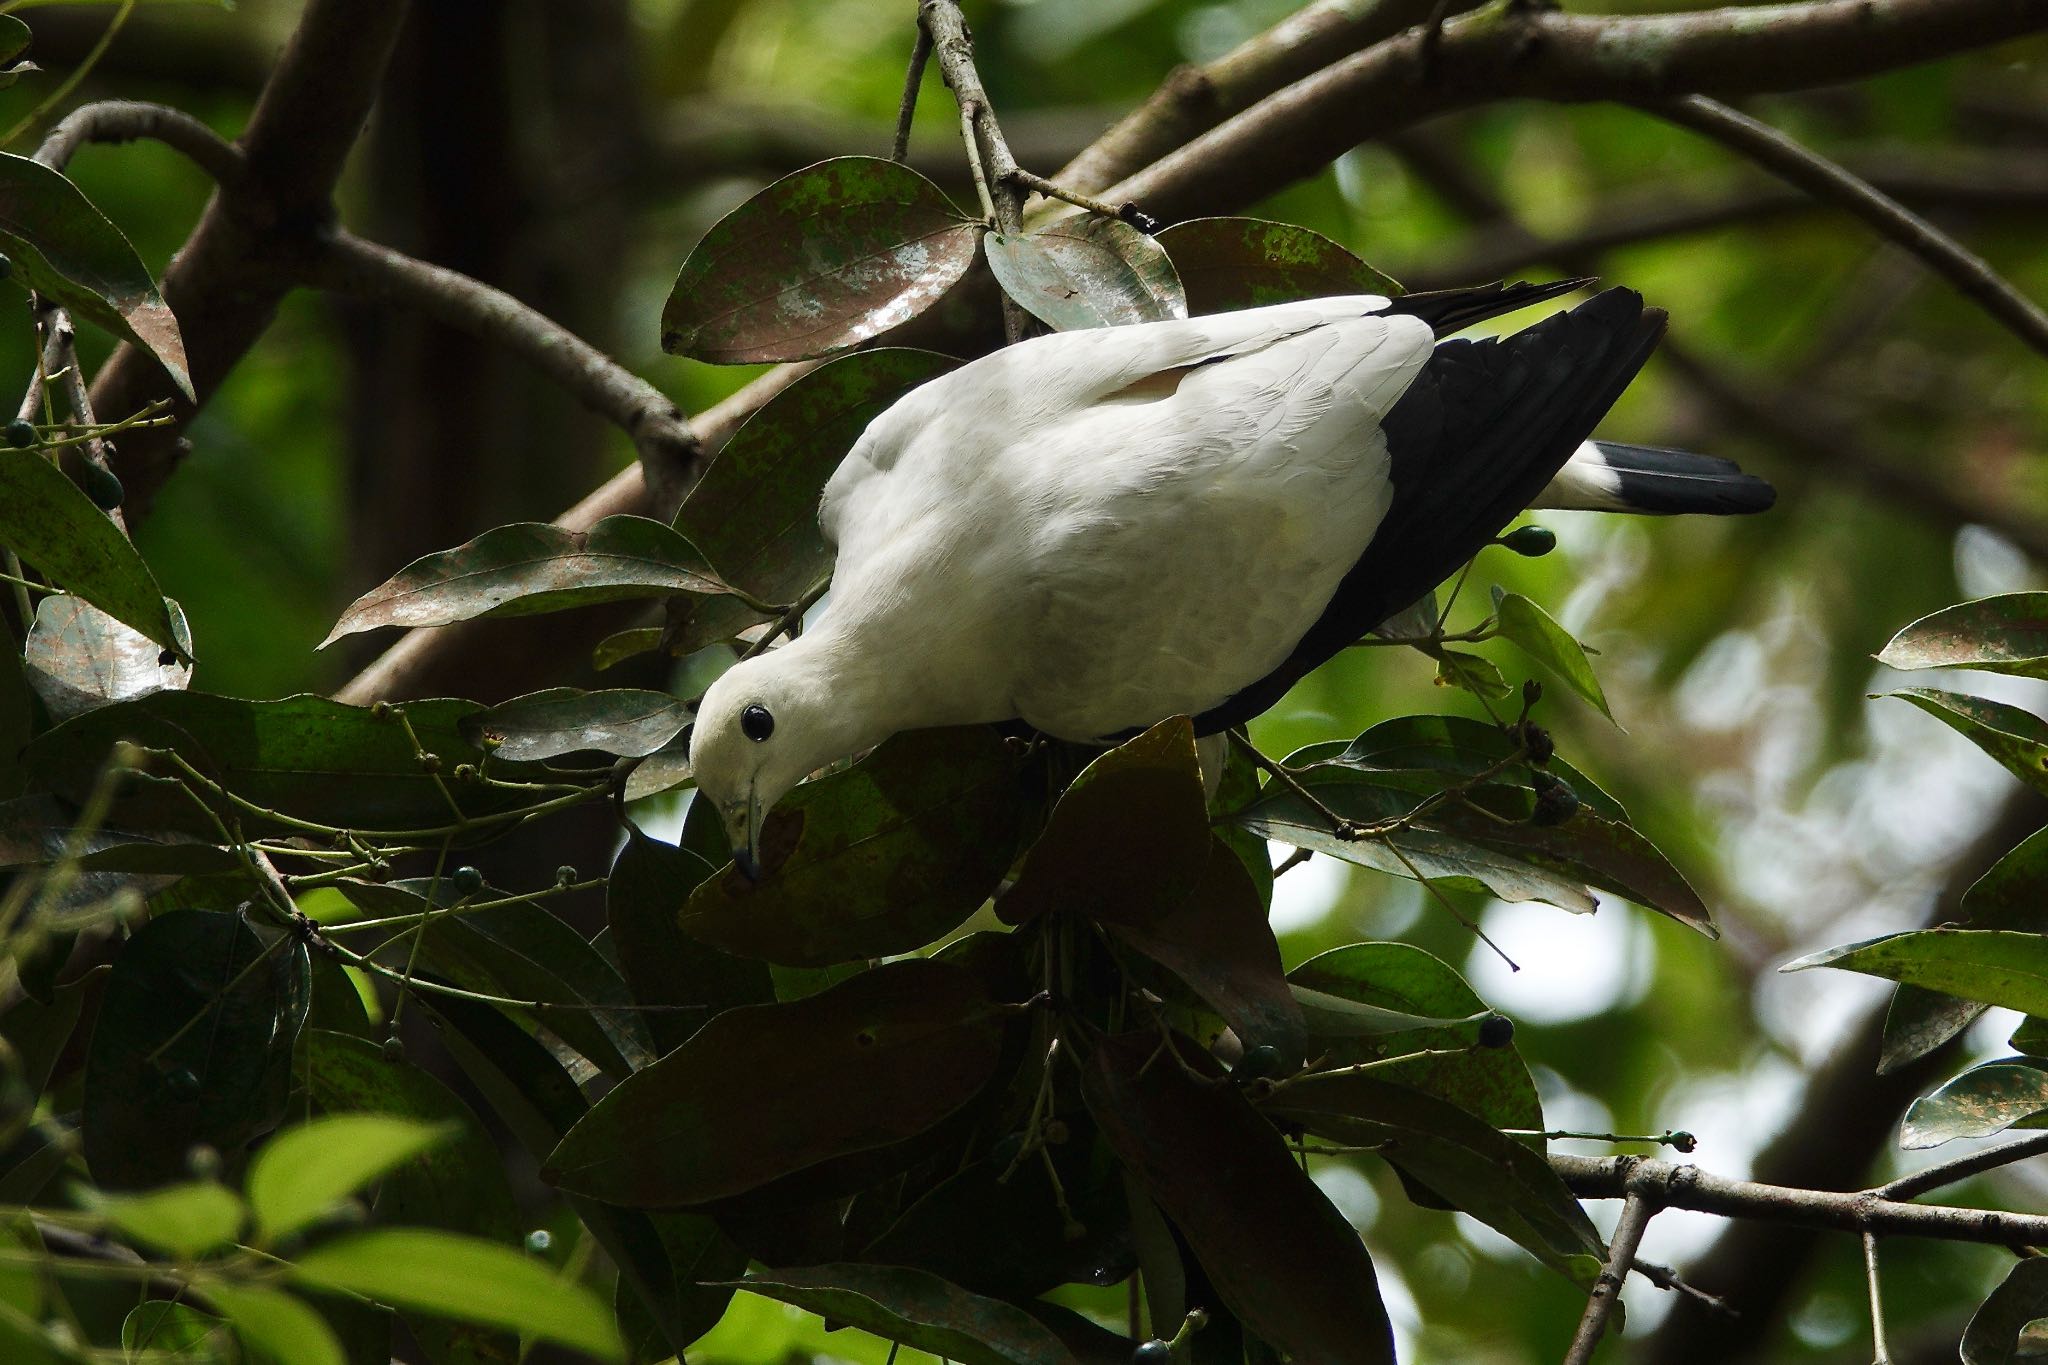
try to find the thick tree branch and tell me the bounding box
[310,231,699,518]
[1104,0,2048,224]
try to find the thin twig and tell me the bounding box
[920,0,1032,343]
[1646,95,2048,361]
[1563,1188,1657,1365]
[1005,167,1159,233]
[1862,1232,1893,1365]
[31,99,246,185]
[1877,1129,2048,1201]
[891,21,933,162]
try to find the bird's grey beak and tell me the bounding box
[719,793,765,882]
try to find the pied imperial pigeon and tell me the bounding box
[689,281,1774,876]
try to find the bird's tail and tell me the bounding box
[1534,440,1776,515]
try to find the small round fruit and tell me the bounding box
[1132,1340,1173,1365]
[4,418,35,449]
[525,1229,553,1255]
[451,865,484,896]
[555,864,578,888]
[1498,525,1557,557]
[81,461,124,510]
[381,1033,406,1062]
[186,1144,221,1179]
[1529,772,1580,826]
[1477,1014,1515,1049]
[1234,1043,1285,1081]
[1518,721,1554,766]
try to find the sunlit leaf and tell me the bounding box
[727,1264,1081,1365]
[662,157,978,364]
[204,1284,344,1365]
[83,1180,245,1258]
[0,454,181,655]
[22,593,190,721]
[459,686,688,761]
[986,218,1186,330]
[1900,1058,2048,1149]
[1436,648,1511,700]
[323,516,734,645]
[1156,216,1401,314]
[1962,1257,2048,1365]
[245,1114,454,1241]
[1493,593,1614,722]
[1877,593,2048,678]
[1882,688,2048,796]
[1785,930,2048,1017]
[544,959,1010,1206]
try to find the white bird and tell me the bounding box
[689,282,1772,876]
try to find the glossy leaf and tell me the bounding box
[607,827,770,1054]
[85,1180,245,1258]
[1962,1258,2048,1364]
[545,959,1009,1206]
[1000,716,1208,927]
[1883,688,2048,796]
[1289,942,1540,1131]
[1494,593,1614,722]
[622,729,694,801]
[323,516,732,645]
[683,726,1029,966]
[246,1113,454,1241]
[0,153,190,397]
[205,1283,345,1365]
[986,218,1186,330]
[0,453,181,654]
[84,909,309,1189]
[22,593,190,721]
[727,1264,1080,1365]
[662,157,977,363]
[1899,1059,2048,1148]
[460,686,688,761]
[666,347,958,652]
[1081,1029,1395,1365]
[289,1228,623,1362]
[1156,216,1401,314]
[1877,593,2048,678]
[1785,930,2048,1017]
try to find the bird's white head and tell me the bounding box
[688,648,850,881]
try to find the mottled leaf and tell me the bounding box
[1081,1030,1394,1364]
[666,348,958,652]
[460,686,688,761]
[1494,593,1614,722]
[22,593,190,721]
[246,1114,454,1242]
[683,726,1029,967]
[986,218,1186,330]
[607,827,770,1054]
[1962,1258,2048,1365]
[544,959,1009,1206]
[1878,594,2048,678]
[0,453,181,654]
[0,153,189,397]
[726,1264,1079,1365]
[1156,217,1401,314]
[1899,1058,2048,1148]
[662,157,978,363]
[324,516,733,645]
[622,729,694,801]
[1883,688,2048,796]
[1786,930,2048,1017]
[84,909,309,1189]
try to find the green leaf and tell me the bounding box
[1435,648,1512,700]
[1962,1258,2048,1365]
[84,909,309,1189]
[459,686,688,762]
[1288,941,1540,1132]
[621,730,693,801]
[1155,216,1402,313]
[323,516,733,645]
[0,1299,86,1365]
[1883,688,2048,796]
[84,1180,245,1258]
[1877,593,2048,678]
[544,958,1010,1206]
[1900,1058,2048,1148]
[592,626,662,672]
[682,726,1029,966]
[1079,1029,1395,1365]
[0,153,190,398]
[290,1228,623,1361]
[1317,713,1627,823]
[1494,594,1614,722]
[0,454,181,655]
[121,1301,228,1356]
[1785,930,2048,1016]
[204,1283,346,1365]
[666,348,958,652]
[21,593,190,721]
[726,1264,1080,1365]
[245,1114,454,1242]
[607,828,770,1055]
[986,218,1186,330]
[662,156,978,364]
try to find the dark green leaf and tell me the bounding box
[0,454,181,654]
[323,516,733,645]
[1436,649,1512,700]
[84,909,309,1189]
[1900,1058,2048,1149]
[726,1264,1080,1365]
[1288,942,1540,1131]
[1081,1029,1394,1364]
[460,687,688,761]
[1000,716,1208,927]
[592,626,662,672]
[288,1228,623,1362]
[666,348,958,652]
[682,726,1029,966]
[0,965,93,1097]
[1878,593,2048,678]
[1962,1258,2048,1365]
[246,1114,454,1241]
[1785,930,2048,1016]
[607,828,770,1054]
[1155,217,1401,314]
[0,153,190,398]
[205,1284,345,1365]
[21,593,190,721]
[1494,594,1614,722]
[122,1301,228,1356]
[1317,713,1627,823]
[621,730,693,801]
[662,157,977,364]
[986,218,1186,330]
[544,959,1010,1206]
[1883,688,2048,796]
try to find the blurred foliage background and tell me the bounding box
[7,0,2048,1361]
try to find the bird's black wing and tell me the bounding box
[1193,286,1666,733]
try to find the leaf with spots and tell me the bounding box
[986,218,1186,331]
[459,687,689,761]
[1157,217,1401,314]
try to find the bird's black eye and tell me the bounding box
[740,704,775,742]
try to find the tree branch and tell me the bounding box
[920,0,1031,343]
[309,231,699,518]
[31,98,244,186]
[1646,95,2048,360]
[1103,0,2048,224]
[1878,1130,2048,1202]
[1564,1186,1657,1365]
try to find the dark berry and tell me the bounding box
[381,1033,406,1062]
[450,866,484,896]
[1133,1341,1172,1365]
[4,418,34,449]
[1518,721,1554,766]
[81,461,123,510]
[1234,1043,1286,1080]
[555,865,578,888]
[1498,525,1557,557]
[1521,679,1543,709]
[1477,1014,1515,1049]
[1530,771,1580,826]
